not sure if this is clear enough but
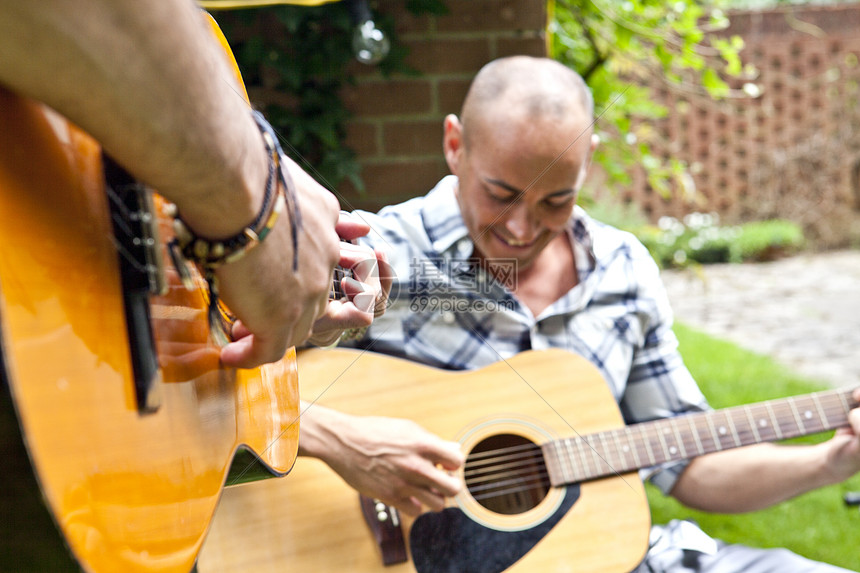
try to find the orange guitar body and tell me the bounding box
[0,17,299,573]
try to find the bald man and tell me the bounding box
[298,56,860,572]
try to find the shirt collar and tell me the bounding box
[421,175,472,255]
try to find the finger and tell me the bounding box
[387,495,424,518]
[376,249,393,296]
[219,335,264,369]
[428,469,463,498]
[408,488,448,513]
[849,407,860,434]
[311,299,373,333]
[335,211,371,242]
[334,277,375,314]
[426,440,466,471]
[340,276,367,297]
[230,319,252,341]
[339,248,379,275]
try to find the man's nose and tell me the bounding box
[505,203,537,241]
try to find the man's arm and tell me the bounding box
[0,0,343,366]
[298,402,465,516]
[670,389,860,513]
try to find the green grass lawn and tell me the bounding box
[646,323,860,570]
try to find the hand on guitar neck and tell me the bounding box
[304,212,394,348]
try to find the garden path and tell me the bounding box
[661,249,860,389]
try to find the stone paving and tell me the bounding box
[660,250,860,389]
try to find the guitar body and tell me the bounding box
[199,348,650,573]
[0,18,300,573]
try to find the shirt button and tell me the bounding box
[442,311,456,324]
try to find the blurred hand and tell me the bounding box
[300,405,464,517]
[306,212,393,347]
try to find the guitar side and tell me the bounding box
[198,348,650,573]
[0,17,300,571]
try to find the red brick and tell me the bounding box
[403,38,492,75]
[341,79,433,116]
[375,0,432,35]
[342,159,449,210]
[383,120,444,155]
[496,35,548,59]
[345,121,380,157]
[436,0,546,33]
[437,79,473,114]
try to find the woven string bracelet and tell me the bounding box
[167,111,303,290]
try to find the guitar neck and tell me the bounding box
[543,387,859,486]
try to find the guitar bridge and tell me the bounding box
[359,494,407,566]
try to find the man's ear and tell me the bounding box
[443,114,464,175]
[574,133,600,191]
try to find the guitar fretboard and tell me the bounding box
[543,387,858,487]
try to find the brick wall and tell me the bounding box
[224,2,860,245]
[338,0,548,212]
[624,4,860,246]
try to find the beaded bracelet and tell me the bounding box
[168,111,300,280]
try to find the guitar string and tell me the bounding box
[105,182,153,275]
[469,475,551,500]
[467,467,548,488]
[466,452,545,476]
[464,394,859,499]
[467,391,860,474]
[461,392,859,492]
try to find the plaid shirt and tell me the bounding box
[349,175,710,493]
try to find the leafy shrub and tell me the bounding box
[637,213,805,268]
[586,200,806,268]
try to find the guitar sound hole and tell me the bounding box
[465,433,549,515]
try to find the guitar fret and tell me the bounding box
[628,431,642,469]
[749,403,777,442]
[765,401,784,439]
[655,422,671,463]
[788,398,807,436]
[671,418,687,459]
[705,412,723,451]
[587,436,601,476]
[575,437,591,479]
[639,423,656,466]
[563,438,579,481]
[743,405,762,443]
[611,430,627,471]
[837,392,852,416]
[552,442,572,485]
[687,415,705,455]
[811,394,828,429]
[728,406,753,446]
[798,398,820,433]
[547,388,856,488]
[727,411,742,447]
[597,432,611,474]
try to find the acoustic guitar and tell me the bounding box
[198,347,858,573]
[0,15,302,573]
